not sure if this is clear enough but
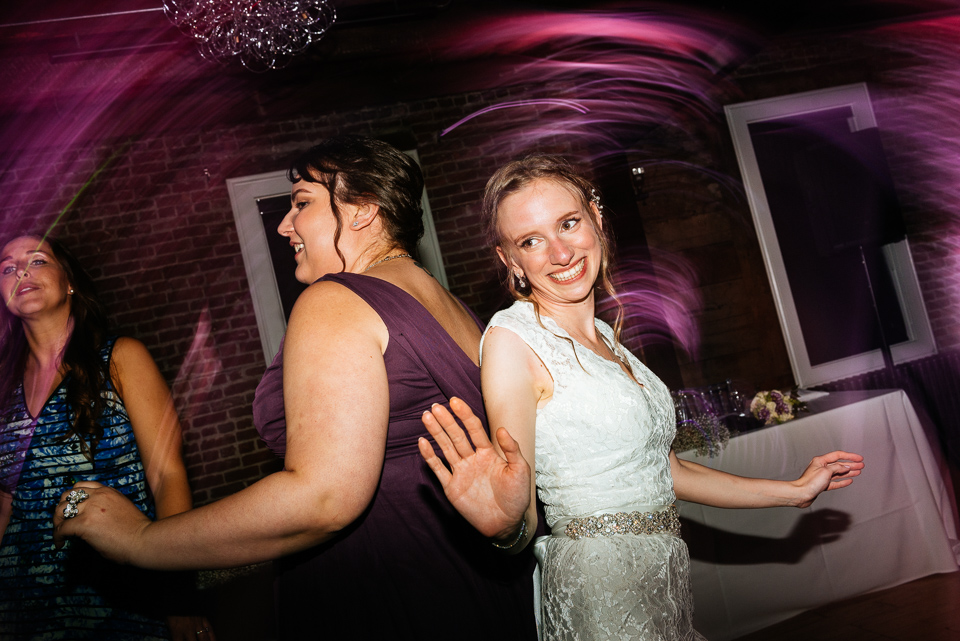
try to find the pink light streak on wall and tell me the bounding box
[441,99,589,136]
[597,252,703,358]
[864,15,960,350]
[434,7,756,158]
[0,19,244,419]
[172,306,224,423]
[438,10,746,73]
[433,7,748,351]
[0,20,245,237]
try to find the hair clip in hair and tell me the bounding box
[590,188,603,211]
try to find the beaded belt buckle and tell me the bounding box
[564,505,681,541]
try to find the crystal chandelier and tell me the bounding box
[163,0,336,72]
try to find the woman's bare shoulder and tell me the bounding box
[286,278,387,351]
[109,337,157,373]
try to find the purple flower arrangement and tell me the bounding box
[749,389,807,426]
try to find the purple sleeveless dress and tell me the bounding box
[252,273,538,640]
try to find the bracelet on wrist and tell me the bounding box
[491,519,527,550]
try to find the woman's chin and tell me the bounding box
[294,265,314,285]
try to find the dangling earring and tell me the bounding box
[514,272,527,290]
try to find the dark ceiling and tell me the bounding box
[0,0,957,140]
[3,0,956,45]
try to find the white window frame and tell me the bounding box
[226,150,448,364]
[725,83,935,386]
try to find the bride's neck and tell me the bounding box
[532,296,598,343]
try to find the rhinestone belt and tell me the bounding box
[564,505,681,541]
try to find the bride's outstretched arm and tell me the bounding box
[419,327,544,552]
[670,449,865,509]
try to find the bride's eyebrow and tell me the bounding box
[512,231,536,245]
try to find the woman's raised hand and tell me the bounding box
[52,481,151,564]
[419,397,531,540]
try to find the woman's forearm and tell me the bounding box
[671,455,804,509]
[139,469,354,569]
[151,467,194,520]
[670,449,863,510]
[57,468,353,571]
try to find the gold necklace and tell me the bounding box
[363,253,412,273]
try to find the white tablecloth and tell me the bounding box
[677,389,960,640]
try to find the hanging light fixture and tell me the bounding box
[163,0,336,72]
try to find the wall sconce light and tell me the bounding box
[631,166,647,205]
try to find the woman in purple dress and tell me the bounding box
[53,136,537,640]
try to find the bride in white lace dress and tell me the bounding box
[418,155,864,641]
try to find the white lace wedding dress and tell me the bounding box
[484,302,704,641]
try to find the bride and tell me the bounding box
[419,154,865,640]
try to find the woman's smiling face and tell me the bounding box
[496,178,602,308]
[277,179,345,284]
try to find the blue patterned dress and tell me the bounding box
[0,338,169,640]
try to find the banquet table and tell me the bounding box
[677,389,960,640]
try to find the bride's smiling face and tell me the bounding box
[496,179,602,307]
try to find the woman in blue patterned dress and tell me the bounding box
[0,235,212,640]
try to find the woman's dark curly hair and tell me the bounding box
[0,235,111,461]
[288,135,425,269]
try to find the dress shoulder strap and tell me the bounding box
[318,272,487,423]
[481,301,578,381]
[98,336,119,365]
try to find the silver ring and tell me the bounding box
[63,503,79,519]
[67,489,89,505]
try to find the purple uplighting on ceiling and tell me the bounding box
[441,99,590,137]
[433,8,756,157]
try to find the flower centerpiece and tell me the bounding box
[749,389,807,426]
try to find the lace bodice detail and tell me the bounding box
[483,302,676,529]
